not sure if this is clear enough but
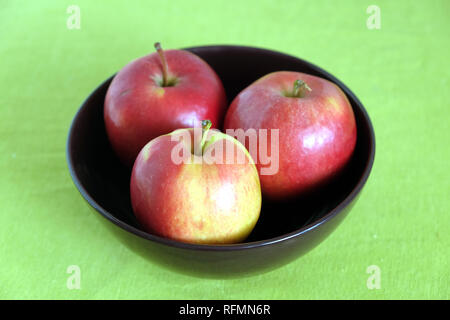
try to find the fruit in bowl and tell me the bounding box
[224,71,357,200]
[104,43,227,166]
[130,120,262,244]
[67,45,375,277]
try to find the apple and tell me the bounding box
[130,120,262,244]
[104,43,227,166]
[224,71,357,200]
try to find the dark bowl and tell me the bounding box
[66,45,375,278]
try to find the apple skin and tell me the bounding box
[104,49,227,166]
[130,128,261,244]
[224,71,357,200]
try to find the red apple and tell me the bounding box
[224,71,357,200]
[130,120,261,244]
[104,43,227,166]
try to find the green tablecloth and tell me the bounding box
[1,0,448,299]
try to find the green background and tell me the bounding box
[1,0,448,299]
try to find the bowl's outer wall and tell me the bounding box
[67,45,375,277]
[92,198,357,278]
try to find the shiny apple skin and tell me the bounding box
[130,129,262,244]
[224,71,357,200]
[104,50,227,166]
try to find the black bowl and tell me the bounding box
[66,45,375,278]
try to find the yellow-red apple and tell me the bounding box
[130,121,261,244]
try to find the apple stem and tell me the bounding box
[293,79,312,98]
[199,120,212,155]
[154,42,169,87]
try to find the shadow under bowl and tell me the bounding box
[66,45,375,278]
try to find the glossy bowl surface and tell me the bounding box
[67,45,375,278]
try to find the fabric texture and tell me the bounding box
[0,0,448,299]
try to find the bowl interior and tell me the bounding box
[68,45,374,244]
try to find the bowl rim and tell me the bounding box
[66,44,375,252]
